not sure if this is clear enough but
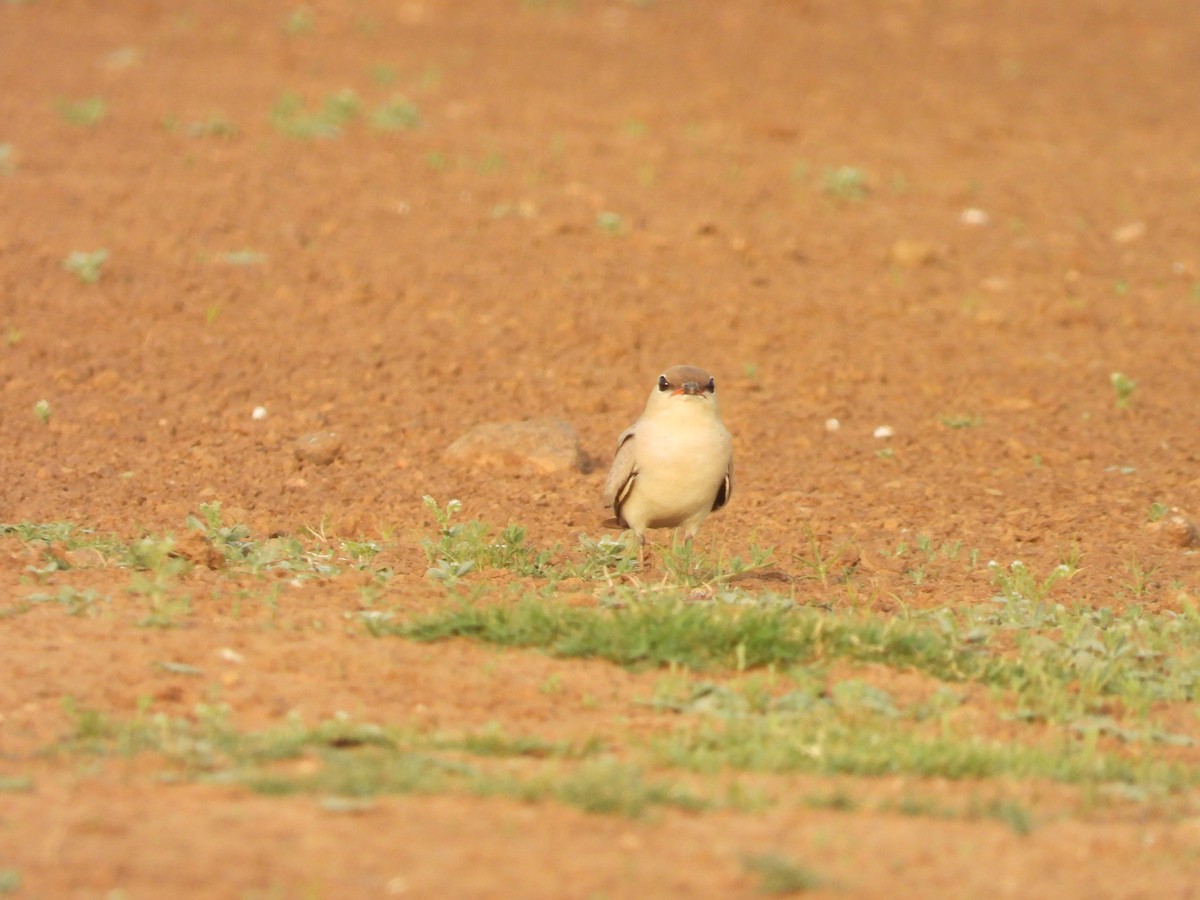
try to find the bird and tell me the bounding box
[602,364,733,566]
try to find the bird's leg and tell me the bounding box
[636,532,647,570]
[679,529,698,576]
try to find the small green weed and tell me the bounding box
[370,97,421,131]
[270,90,361,139]
[127,537,192,628]
[27,585,109,617]
[979,798,1035,835]
[56,97,107,127]
[185,114,236,137]
[742,853,824,894]
[596,211,625,234]
[821,166,869,200]
[939,413,982,429]
[216,250,267,266]
[283,6,313,34]
[186,501,254,565]
[421,496,555,582]
[1110,371,1136,408]
[64,249,109,284]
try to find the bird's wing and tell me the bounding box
[601,426,638,521]
[712,456,733,511]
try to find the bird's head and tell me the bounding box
[645,364,719,413]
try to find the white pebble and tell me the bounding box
[873,425,895,439]
[824,418,841,432]
[251,405,268,420]
[960,208,990,226]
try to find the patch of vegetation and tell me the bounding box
[269,87,423,139]
[370,96,421,131]
[27,585,109,617]
[283,5,313,35]
[184,113,236,138]
[421,496,556,582]
[50,704,700,818]
[63,249,109,284]
[388,595,983,678]
[820,166,870,200]
[654,698,1189,788]
[270,90,361,139]
[938,413,983,429]
[596,211,625,234]
[56,96,107,127]
[8,505,1200,812]
[1110,371,1137,409]
[420,496,772,589]
[743,853,825,894]
[1,505,399,594]
[215,249,267,266]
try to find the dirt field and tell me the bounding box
[3,1,1200,897]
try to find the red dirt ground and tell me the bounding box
[3,1,1200,896]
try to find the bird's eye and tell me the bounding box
[657,375,670,392]
[706,377,716,393]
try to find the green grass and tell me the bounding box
[655,710,1190,787]
[820,166,870,200]
[270,90,360,139]
[386,565,1200,747]
[742,853,824,894]
[56,97,107,127]
[1110,371,1137,408]
[388,596,983,677]
[50,704,702,818]
[370,96,421,131]
[8,506,1200,815]
[283,5,313,35]
[63,249,108,283]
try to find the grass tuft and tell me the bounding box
[743,853,824,894]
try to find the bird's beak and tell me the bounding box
[676,382,705,396]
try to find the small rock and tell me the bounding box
[251,405,268,420]
[889,239,938,267]
[1151,508,1199,548]
[63,547,106,569]
[960,208,990,226]
[873,425,895,439]
[294,431,343,466]
[825,418,841,433]
[1111,221,1147,244]
[443,418,584,474]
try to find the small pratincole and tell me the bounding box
[602,364,733,565]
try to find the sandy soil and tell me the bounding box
[2,1,1200,896]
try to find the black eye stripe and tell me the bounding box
[658,375,670,391]
[706,377,715,392]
